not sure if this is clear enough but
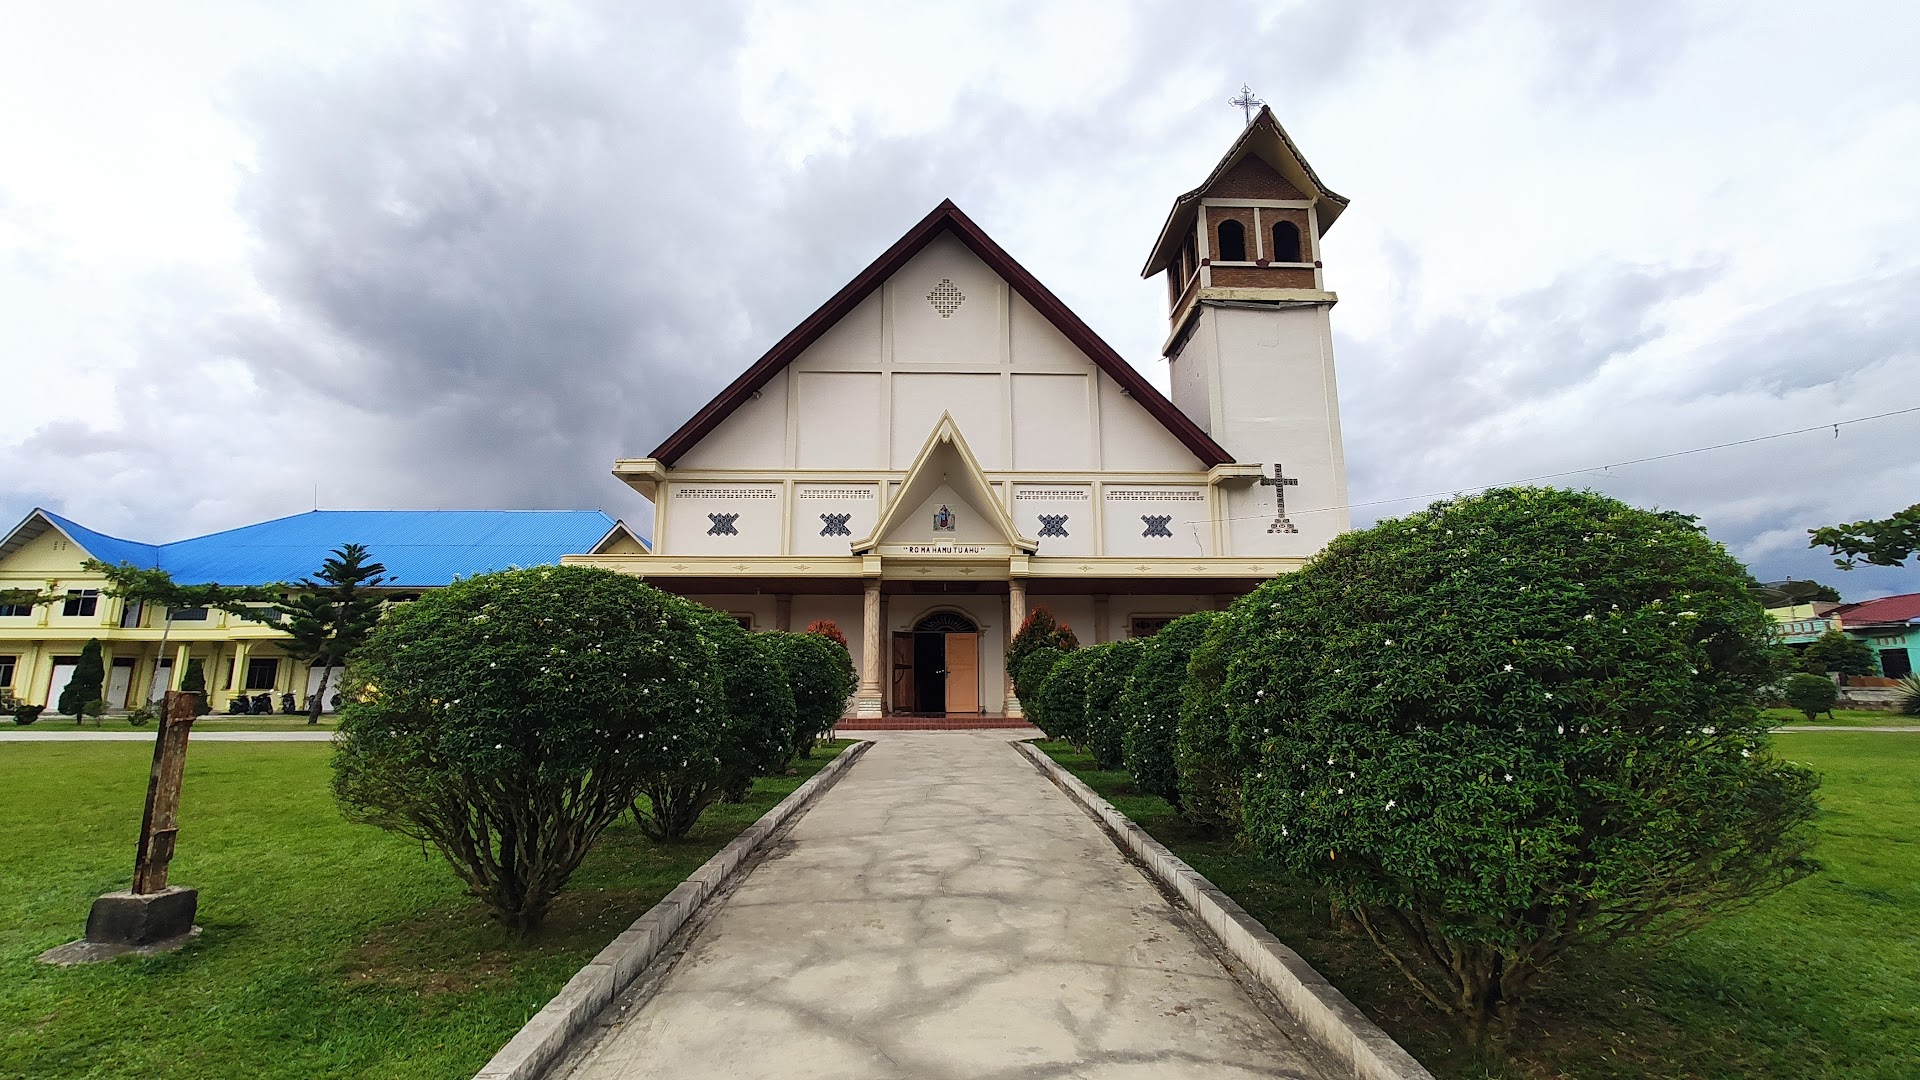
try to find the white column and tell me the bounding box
[1005,578,1027,718]
[1093,594,1110,644]
[775,594,793,633]
[855,579,884,718]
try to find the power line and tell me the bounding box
[1188,404,1920,525]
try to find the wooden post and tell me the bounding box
[132,691,198,895]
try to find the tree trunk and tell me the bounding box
[307,660,332,724]
[146,613,176,708]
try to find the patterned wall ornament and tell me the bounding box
[819,513,852,537]
[1141,514,1173,538]
[932,504,957,532]
[1037,514,1070,538]
[927,278,966,318]
[706,513,739,536]
[1259,463,1300,534]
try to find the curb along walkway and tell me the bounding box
[561,731,1337,1080]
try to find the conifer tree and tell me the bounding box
[58,639,105,724]
[239,544,389,723]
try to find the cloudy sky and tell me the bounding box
[3,1,1917,596]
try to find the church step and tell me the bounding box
[838,717,1036,730]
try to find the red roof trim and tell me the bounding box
[650,199,1233,467]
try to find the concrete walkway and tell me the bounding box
[0,729,334,742]
[562,731,1336,1080]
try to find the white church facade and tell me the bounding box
[568,108,1351,719]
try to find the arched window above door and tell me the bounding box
[914,611,978,633]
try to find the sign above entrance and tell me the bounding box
[901,543,990,555]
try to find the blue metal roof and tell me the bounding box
[36,509,634,588]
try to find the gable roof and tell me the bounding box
[1834,592,1920,626]
[0,508,637,589]
[650,199,1233,468]
[854,414,1035,555]
[1142,105,1350,278]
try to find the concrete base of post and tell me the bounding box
[87,886,199,945]
[36,887,201,966]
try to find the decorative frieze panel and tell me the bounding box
[791,483,881,557]
[1101,486,1208,557]
[1012,484,1093,557]
[664,484,782,556]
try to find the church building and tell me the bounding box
[568,108,1351,719]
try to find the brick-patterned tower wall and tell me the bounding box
[1205,156,1306,201]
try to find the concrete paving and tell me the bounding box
[562,731,1337,1080]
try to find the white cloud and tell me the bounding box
[1,0,1917,598]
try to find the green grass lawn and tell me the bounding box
[0,739,850,1079]
[1763,706,1919,728]
[11,715,338,732]
[1038,734,1920,1080]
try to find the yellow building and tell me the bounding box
[0,508,643,713]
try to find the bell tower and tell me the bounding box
[1142,105,1351,556]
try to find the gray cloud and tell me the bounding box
[1,0,1915,603]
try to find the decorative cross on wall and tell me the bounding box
[1259,463,1299,534]
[707,513,739,536]
[819,513,851,537]
[1037,514,1070,538]
[1141,514,1173,538]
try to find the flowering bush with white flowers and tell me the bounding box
[768,628,858,760]
[1119,611,1218,809]
[1081,640,1144,770]
[1223,487,1820,1038]
[635,609,796,841]
[332,565,726,934]
[1033,647,1098,745]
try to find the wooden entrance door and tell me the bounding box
[944,633,979,714]
[890,632,915,715]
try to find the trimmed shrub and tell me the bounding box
[1783,671,1839,721]
[125,705,156,727]
[332,565,725,934]
[639,610,796,832]
[58,639,105,723]
[1175,607,1252,830]
[1009,606,1079,705]
[1016,649,1065,735]
[1800,628,1876,676]
[1082,640,1144,770]
[1229,488,1819,1036]
[1034,647,1097,746]
[1121,612,1219,808]
[13,705,42,726]
[768,628,857,759]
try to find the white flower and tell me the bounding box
[1741,749,1752,758]
[1328,756,1335,765]
[1336,787,1344,794]
[1385,638,1395,646]
[1503,664,1514,672]
[1385,799,1396,810]
[1503,773,1514,782]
